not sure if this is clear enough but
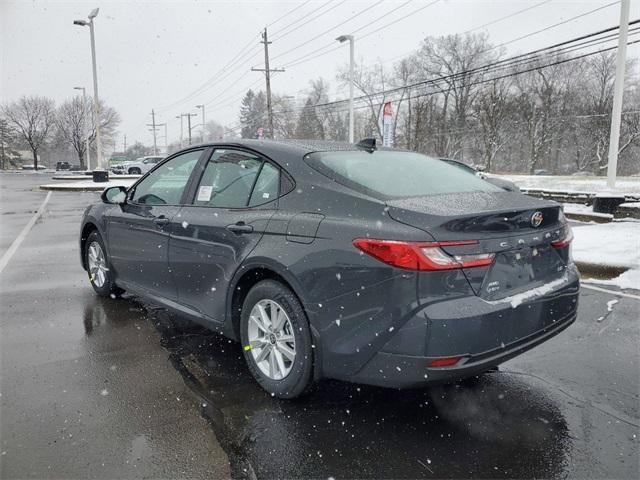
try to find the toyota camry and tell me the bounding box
[80,139,579,398]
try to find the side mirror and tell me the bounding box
[101,186,127,205]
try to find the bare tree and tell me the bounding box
[473,78,512,171]
[339,63,390,139]
[2,96,55,169]
[56,96,90,168]
[416,33,497,159]
[88,102,120,161]
[272,94,297,139]
[204,120,225,141]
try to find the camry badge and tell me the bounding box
[531,211,544,228]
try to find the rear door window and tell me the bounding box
[307,151,501,199]
[193,149,262,208]
[249,162,280,206]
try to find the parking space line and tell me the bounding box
[0,191,52,275]
[581,283,640,301]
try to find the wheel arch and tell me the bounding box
[226,259,322,379]
[80,221,100,271]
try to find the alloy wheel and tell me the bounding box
[247,299,296,380]
[87,241,109,288]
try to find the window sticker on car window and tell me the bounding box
[262,193,270,199]
[197,185,213,202]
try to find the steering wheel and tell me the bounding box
[137,193,167,205]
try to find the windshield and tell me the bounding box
[307,150,501,198]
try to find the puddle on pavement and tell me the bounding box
[146,301,570,479]
[81,294,572,479]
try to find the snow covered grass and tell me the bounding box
[494,174,640,195]
[572,220,639,290]
[562,203,613,219]
[572,221,639,269]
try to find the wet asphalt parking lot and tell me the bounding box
[1,172,638,479]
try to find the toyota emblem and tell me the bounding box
[531,211,544,228]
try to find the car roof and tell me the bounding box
[183,139,402,178]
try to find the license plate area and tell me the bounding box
[480,244,565,300]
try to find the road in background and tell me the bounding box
[1,172,638,479]
[0,173,229,479]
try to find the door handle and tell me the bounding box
[153,216,170,227]
[226,222,254,234]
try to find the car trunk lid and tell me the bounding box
[386,191,570,299]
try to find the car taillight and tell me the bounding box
[353,239,495,271]
[551,225,574,249]
[428,356,463,367]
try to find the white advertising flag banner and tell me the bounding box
[382,102,394,147]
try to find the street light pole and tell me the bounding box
[606,0,630,189]
[74,8,104,171]
[337,34,355,143]
[73,86,91,171]
[196,104,205,142]
[184,113,197,145]
[176,115,184,148]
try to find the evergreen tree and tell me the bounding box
[295,98,324,140]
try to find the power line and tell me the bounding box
[280,0,441,68]
[310,20,640,109]
[271,0,348,41]
[155,33,262,112]
[491,0,621,52]
[463,0,554,33]
[271,0,385,61]
[267,0,314,28]
[227,28,638,129]
[381,0,622,66]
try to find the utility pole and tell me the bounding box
[176,115,184,147]
[196,104,205,142]
[123,134,127,152]
[0,119,6,170]
[156,123,167,153]
[606,0,630,189]
[185,113,197,145]
[147,109,157,155]
[252,28,284,139]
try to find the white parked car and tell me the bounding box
[112,156,165,175]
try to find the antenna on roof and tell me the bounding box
[356,138,376,153]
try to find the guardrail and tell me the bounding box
[521,188,640,219]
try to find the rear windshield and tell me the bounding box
[307,150,501,198]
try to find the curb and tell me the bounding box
[575,261,628,279]
[39,185,106,192]
[565,212,612,223]
[51,174,140,181]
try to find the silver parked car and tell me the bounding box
[112,155,165,175]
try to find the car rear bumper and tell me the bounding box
[327,269,580,388]
[350,307,576,388]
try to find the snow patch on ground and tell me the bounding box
[495,175,640,195]
[572,221,640,269]
[562,203,613,219]
[582,269,640,290]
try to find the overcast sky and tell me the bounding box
[2,0,638,149]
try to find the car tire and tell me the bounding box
[85,231,124,297]
[240,280,314,399]
[129,167,141,175]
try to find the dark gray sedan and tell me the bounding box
[80,139,579,398]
